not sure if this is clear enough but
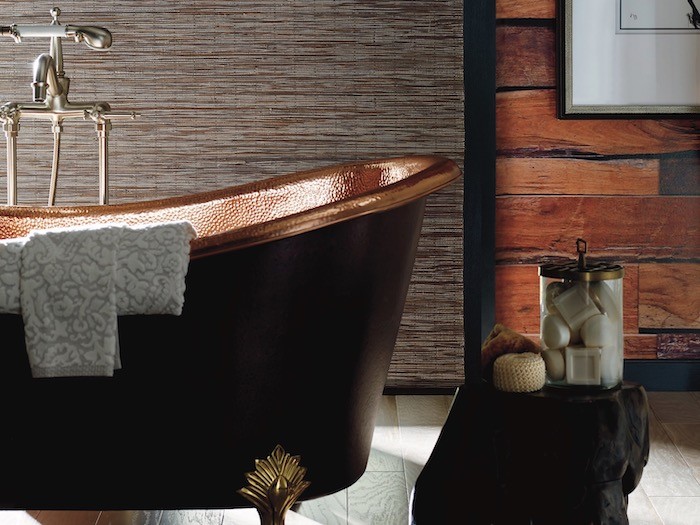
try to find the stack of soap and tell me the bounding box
[540,281,621,386]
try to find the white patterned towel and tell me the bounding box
[115,221,196,315]
[0,236,28,314]
[15,220,195,378]
[20,224,123,378]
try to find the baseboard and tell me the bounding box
[386,360,700,394]
[385,360,699,394]
[383,387,460,396]
[624,359,700,391]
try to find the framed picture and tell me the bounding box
[558,0,700,118]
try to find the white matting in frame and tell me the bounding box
[561,0,700,116]
[617,0,700,33]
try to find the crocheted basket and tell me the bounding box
[493,352,546,393]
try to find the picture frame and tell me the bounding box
[558,0,700,118]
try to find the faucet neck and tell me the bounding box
[49,7,64,78]
[32,53,65,102]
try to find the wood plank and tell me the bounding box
[33,511,100,525]
[496,157,659,196]
[497,0,555,19]
[623,264,640,333]
[496,25,555,88]
[658,334,700,359]
[496,263,639,333]
[639,264,700,329]
[495,264,539,334]
[496,90,700,156]
[660,154,700,195]
[495,196,700,263]
[624,335,658,359]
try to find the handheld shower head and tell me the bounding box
[0,24,112,50]
[1,6,112,51]
[68,26,112,50]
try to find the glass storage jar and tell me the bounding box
[539,239,624,389]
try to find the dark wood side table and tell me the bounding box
[410,381,649,525]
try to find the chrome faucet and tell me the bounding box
[0,7,138,206]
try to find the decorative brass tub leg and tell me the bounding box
[238,444,311,525]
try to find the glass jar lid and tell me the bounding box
[539,239,624,281]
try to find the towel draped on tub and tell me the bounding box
[0,236,27,315]
[0,221,196,378]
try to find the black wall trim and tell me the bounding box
[463,0,496,384]
[625,360,700,391]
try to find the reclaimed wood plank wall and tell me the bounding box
[0,1,465,388]
[495,0,700,361]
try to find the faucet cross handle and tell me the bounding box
[0,103,20,123]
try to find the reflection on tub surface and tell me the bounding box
[0,155,461,510]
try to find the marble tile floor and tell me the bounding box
[2,391,699,525]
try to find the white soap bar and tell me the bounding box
[580,313,615,348]
[565,345,601,385]
[589,281,621,324]
[542,348,566,381]
[541,313,571,349]
[545,282,569,313]
[600,345,622,386]
[552,284,601,340]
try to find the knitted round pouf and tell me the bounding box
[493,352,546,393]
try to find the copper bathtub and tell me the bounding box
[0,154,461,509]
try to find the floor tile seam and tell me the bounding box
[649,410,682,456]
[396,404,408,461]
[660,421,697,472]
[661,421,700,471]
[395,395,450,428]
[632,491,664,525]
[649,393,700,424]
[645,496,670,525]
[401,464,412,517]
[641,456,700,496]
[647,399,664,424]
[642,488,700,499]
[648,495,700,499]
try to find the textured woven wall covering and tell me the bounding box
[0,1,464,388]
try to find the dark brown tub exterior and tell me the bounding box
[0,155,461,509]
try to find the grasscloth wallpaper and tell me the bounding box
[0,1,465,388]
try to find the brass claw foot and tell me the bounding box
[238,444,311,525]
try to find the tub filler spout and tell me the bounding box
[31,53,63,102]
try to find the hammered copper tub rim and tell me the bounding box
[0,154,462,258]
